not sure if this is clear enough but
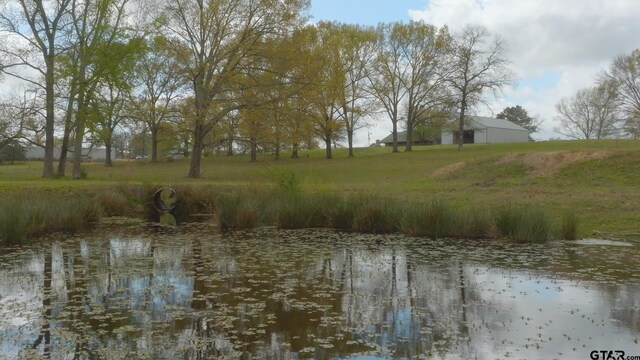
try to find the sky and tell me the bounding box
[310,0,640,145]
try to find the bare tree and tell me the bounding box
[555,84,620,139]
[90,81,128,166]
[367,23,408,153]
[601,49,640,138]
[444,25,514,150]
[0,98,26,150]
[0,0,73,177]
[129,37,184,162]
[396,22,450,152]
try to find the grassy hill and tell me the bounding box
[2,139,639,237]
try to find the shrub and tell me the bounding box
[270,168,302,195]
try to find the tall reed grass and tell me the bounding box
[493,204,551,242]
[0,193,101,245]
[1,183,579,246]
[560,212,579,240]
[216,193,261,231]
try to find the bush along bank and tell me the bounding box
[1,184,578,245]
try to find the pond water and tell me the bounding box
[1,224,639,359]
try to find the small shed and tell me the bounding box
[441,116,529,145]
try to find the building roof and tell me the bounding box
[469,116,528,131]
[380,132,407,143]
[379,131,441,144]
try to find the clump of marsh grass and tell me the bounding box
[96,188,132,216]
[352,197,401,234]
[216,193,261,231]
[324,196,356,230]
[0,205,29,245]
[275,194,333,229]
[170,184,218,223]
[399,200,460,239]
[457,208,492,239]
[0,194,101,245]
[560,212,579,240]
[493,204,550,242]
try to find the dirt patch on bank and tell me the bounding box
[431,161,466,177]
[498,151,613,176]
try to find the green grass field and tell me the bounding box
[2,139,639,238]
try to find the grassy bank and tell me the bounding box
[1,139,638,242]
[0,183,578,245]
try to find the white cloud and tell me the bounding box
[407,0,640,139]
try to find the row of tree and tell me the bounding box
[555,50,640,140]
[0,0,515,179]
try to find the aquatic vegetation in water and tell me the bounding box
[0,226,638,359]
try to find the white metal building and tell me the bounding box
[441,116,529,145]
[26,147,116,161]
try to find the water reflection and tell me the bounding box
[0,226,639,359]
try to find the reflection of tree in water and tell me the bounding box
[599,283,640,333]
[2,227,640,359]
[331,246,489,358]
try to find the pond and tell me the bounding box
[1,224,639,359]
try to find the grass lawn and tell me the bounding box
[2,139,639,238]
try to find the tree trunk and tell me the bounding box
[57,92,76,176]
[226,138,233,156]
[72,83,87,179]
[42,56,55,178]
[405,124,414,152]
[392,120,399,153]
[188,128,205,178]
[150,126,159,162]
[291,143,299,159]
[274,139,280,160]
[250,137,257,162]
[105,137,113,167]
[72,123,84,179]
[189,77,209,178]
[347,128,354,157]
[458,101,466,151]
[324,135,333,159]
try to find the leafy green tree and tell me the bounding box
[88,81,128,166]
[69,0,143,178]
[496,105,540,140]
[322,22,377,157]
[164,0,309,178]
[0,140,26,164]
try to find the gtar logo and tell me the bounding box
[590,350,625,360]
